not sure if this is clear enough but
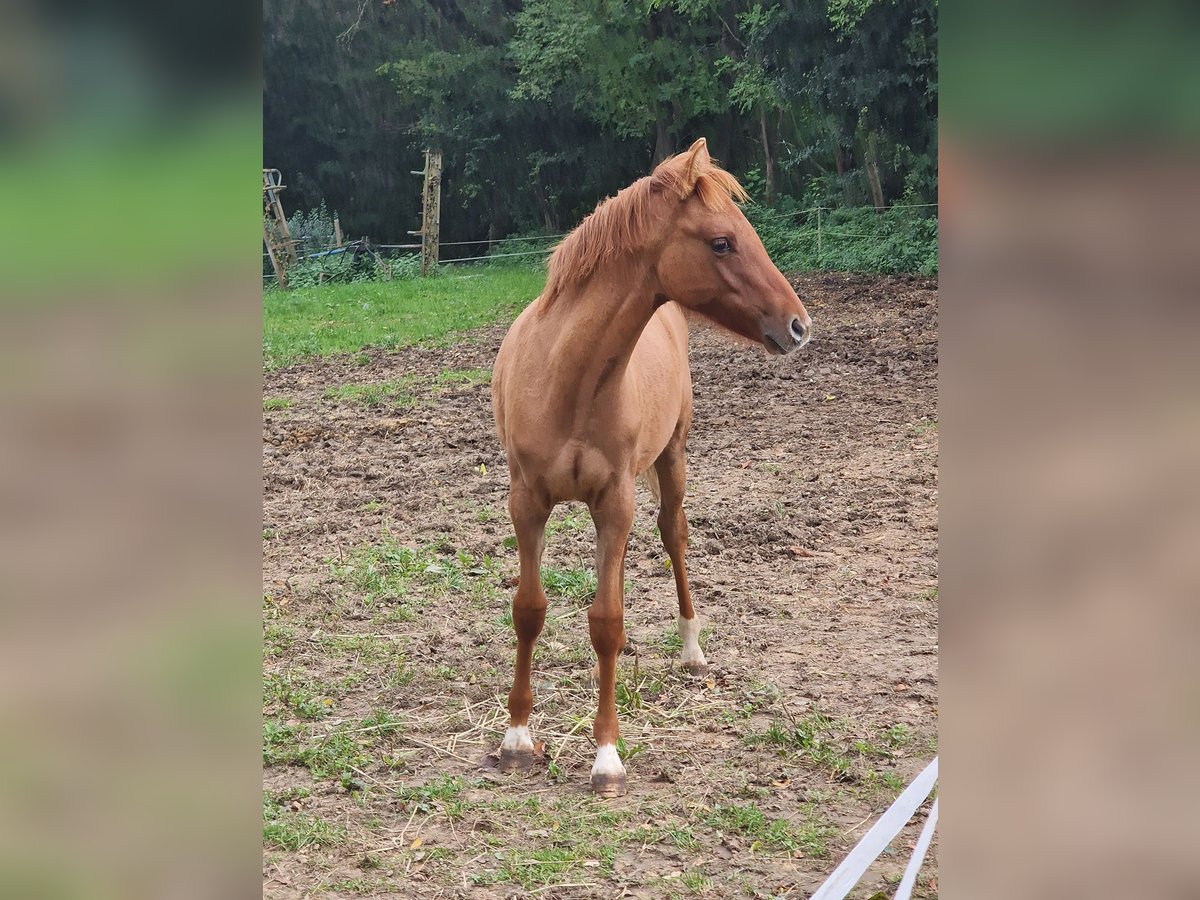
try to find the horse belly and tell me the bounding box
[628,314,691,467]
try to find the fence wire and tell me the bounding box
[265,200,936,283]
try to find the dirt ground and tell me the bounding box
[262,272,939,898]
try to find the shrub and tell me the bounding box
[745,201,937,276]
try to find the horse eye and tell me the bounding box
[711,237,732,254]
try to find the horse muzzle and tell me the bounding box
[762,315,812,355]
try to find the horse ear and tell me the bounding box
[650,138,711,197]
[680,138,710,188]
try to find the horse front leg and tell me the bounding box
[499,482,551,772]
[586,480,636,796]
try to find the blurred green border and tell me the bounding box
[942,4,1200,138]
[0,101,260,295]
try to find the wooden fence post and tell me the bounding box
[263,168,295,289]
[407,149,443,276]
[421,150,442,275]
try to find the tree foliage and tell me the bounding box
[263,0,936,240]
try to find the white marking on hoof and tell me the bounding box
[591,744,626,778]
[501,725,534,752]
[678,614,708,669]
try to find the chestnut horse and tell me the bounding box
[491,139,811,795]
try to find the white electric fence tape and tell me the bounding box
[894,797,938,900]
[809,756,938,900]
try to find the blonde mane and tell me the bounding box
[542,154,749,305]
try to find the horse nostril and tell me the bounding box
[790,317,807,342]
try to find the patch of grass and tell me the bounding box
[435,367,492,390]
[885,723,912,748]
[263,710,405,783]
[748,715,922,792]
[264,672,335,719]
[263,719,302,765]
[682,869,711,893]
[323,376,418,408]
[541,565,597,605]
[546,505,590,537]
[360,708,404,737]
[660,822,701,851]
[746,712,856,779]
[263,624,293,657]
[475,847,587,889]
[702,803,835,857]
[470,796,630,889]
[918,587,939,602]
[263,266,545,369]
[313,633,413,685]
[397,774,466,818]
[263,396,291,411]
[863,770,907,792]
[661,628,683,655]
[334,537,499,606]
[323,878,380,895]
[263,794,347,851]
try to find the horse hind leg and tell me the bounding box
[654,449,708,677]
[499,484,551,772]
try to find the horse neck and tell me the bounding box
[540,256,661,404]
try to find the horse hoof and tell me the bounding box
[590,772,627,797]
[497,748,539,772]
[682,661,709,678]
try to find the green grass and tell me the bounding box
[546,505,591,537]
[263,623,293,657]
[745,712,856,778]
[660,822,701,851]
[468,797,630,889]
[333,537,500,608]
[264,266,546,369]
[263,396,291,411]
[263,709,405,785]
[397,775,466,818]
[323,376,418,408]
[702,802,835,857]
[682,869,711,893]
[263,793,347,850]
[746,714,925,793]
[540,566,598,604]
[435,367,492,389]
[264,671,335,719]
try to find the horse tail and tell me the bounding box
[638,465,662,505]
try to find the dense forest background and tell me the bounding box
[263,0,937,243]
